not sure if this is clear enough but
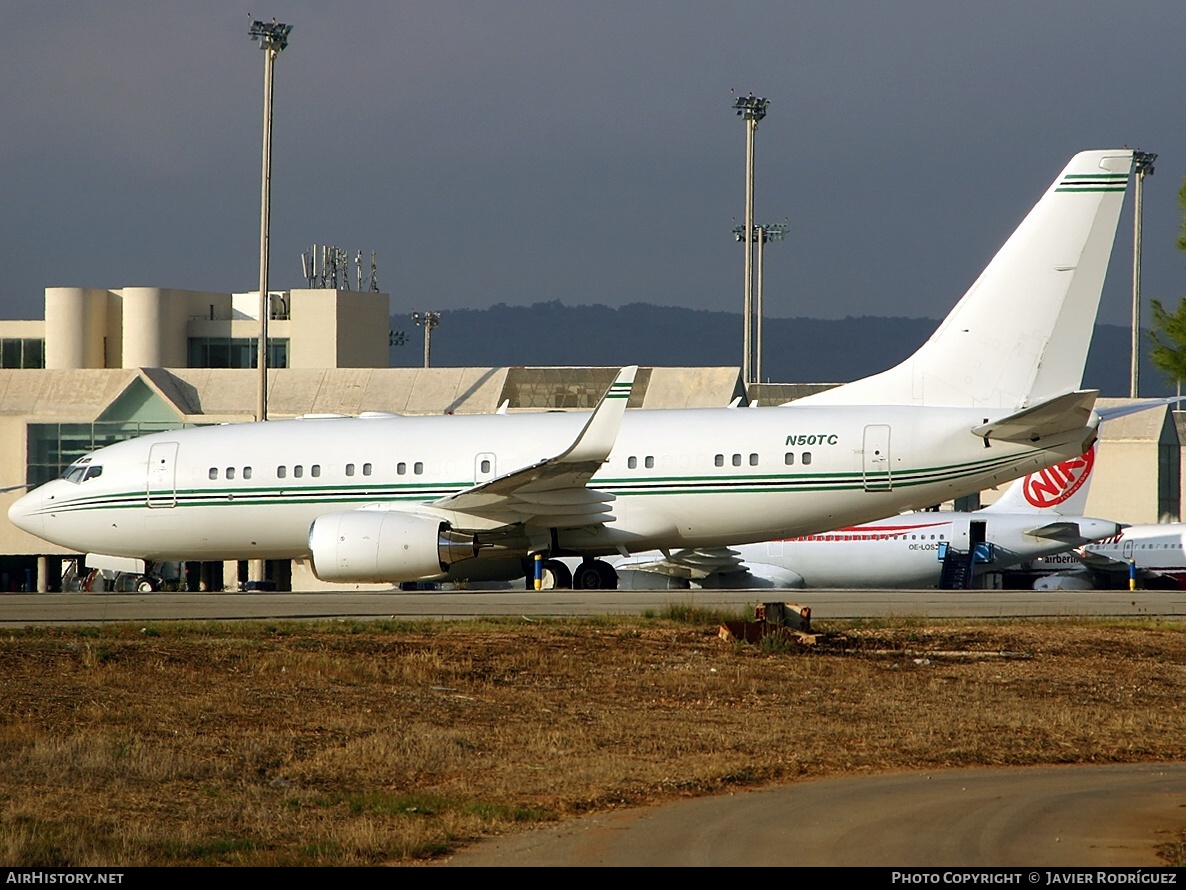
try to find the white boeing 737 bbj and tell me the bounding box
[9,150,1135,589]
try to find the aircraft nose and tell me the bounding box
[7,489,43,537]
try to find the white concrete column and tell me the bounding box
[45,288,108,368]
[121,288,165,368]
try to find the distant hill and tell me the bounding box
[389,301,1171,398]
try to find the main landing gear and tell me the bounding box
[531,558,619,590]
[539,559,571,591]
[571,558,618,591]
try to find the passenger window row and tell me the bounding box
[714,453,761,467]
[209,466,253,480]
[277,465,322,479]
[207,463,376,481]
[800,532,945,541]
[706,452,815,467]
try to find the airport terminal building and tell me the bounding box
[0,285,1180,591]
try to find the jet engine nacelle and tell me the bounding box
[308,510,478,583]
[730,564,806,590]
[1032,571,1095,591]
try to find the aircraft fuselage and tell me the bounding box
[10,403,1095,578]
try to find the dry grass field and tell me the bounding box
[2,610,1185,866]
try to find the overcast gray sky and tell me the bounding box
[1,1,1183,327]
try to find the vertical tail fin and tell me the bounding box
[983,445,1096,516]
[795,150,1133,410]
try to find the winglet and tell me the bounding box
[558,366,637,464]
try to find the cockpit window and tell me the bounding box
[63,464,103,484]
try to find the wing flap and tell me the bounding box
[510,488,617,507]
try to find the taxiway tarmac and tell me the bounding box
[441,763,1186,867]
[0,587,1184,625]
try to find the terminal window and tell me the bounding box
[26,421,194,487]
[1,338,45,369]
[187,337,288,369]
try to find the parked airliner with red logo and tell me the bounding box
[1033,524,1186,590]
[597,447,1119,590]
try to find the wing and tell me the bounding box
[1073,548,1181,588]
[1075,549,1130,572]
[430,366,636,528]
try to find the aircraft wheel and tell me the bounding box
[541,559,572,590]
[136,576,158,593]
[573,559,618,591]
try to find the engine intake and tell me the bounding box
[308,510,477,583]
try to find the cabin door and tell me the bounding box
[147,442,178,509]
[862,425,892,492]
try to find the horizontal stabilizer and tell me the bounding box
[972,390,1098,443]
[1024,521,1089,542]
[1097,396,1186,422]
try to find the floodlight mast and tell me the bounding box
[1131,150,1156,398]
[733,222,787,384]
[413,311,441,368]
[732,94,768,385]
[755,223,787,383]
[249,18,292,422]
